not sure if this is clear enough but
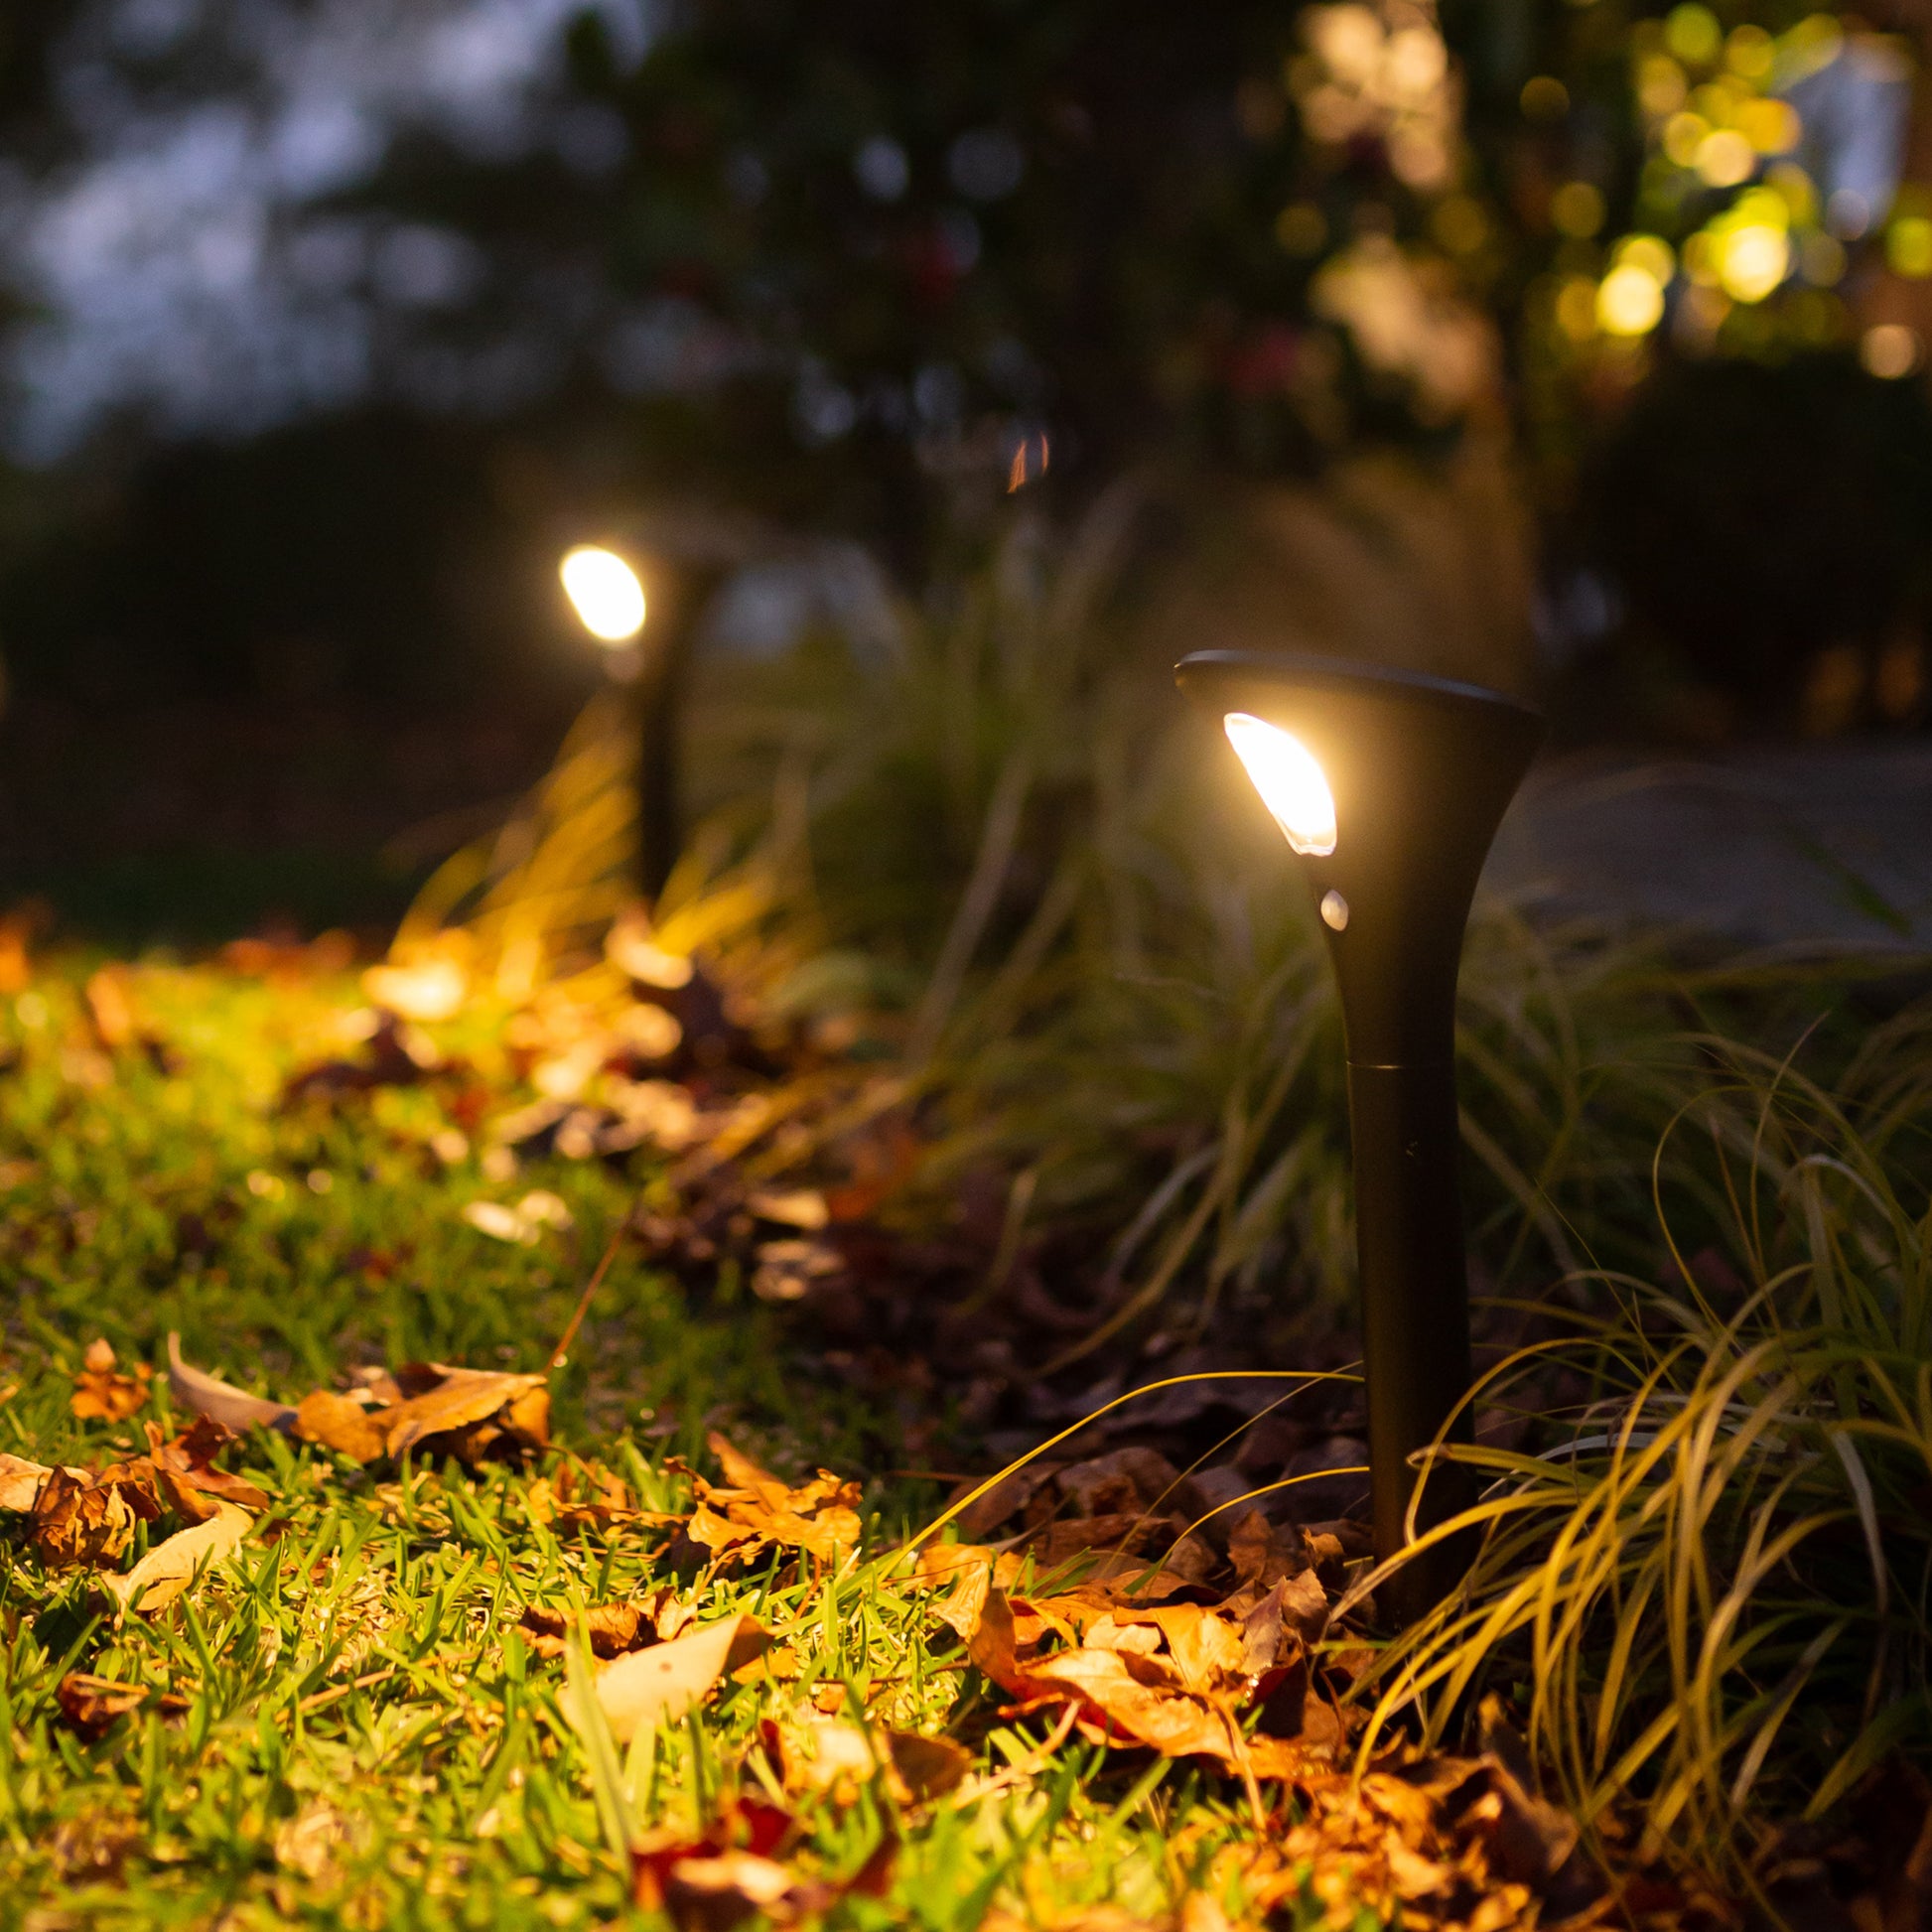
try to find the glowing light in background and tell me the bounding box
[1597,264,1665,336]
[1696,129,1755,188]
[1888,215,1932,279]
[1718,224,1788,301]
[1223,713,1338,856]
[1863,324,1922,379]
[560,545,647,643]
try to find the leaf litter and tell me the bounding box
[11,1305,1923,1932]
[0,929,1917,1929]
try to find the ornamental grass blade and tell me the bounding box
[563,1628,636,1864]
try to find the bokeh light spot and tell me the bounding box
[1665,4,1723,66]
[1520,75,1570,121]
[560,546,647,644]
[1696,129,1756,189]
[1718,223,1789,302]
[1597,264,1666,336]
[1888,216,1932,279]
[1552,182,1607,237]
[1862,324,1922,379]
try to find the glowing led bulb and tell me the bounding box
[1223,712,1337,856]
[560,545,647,643]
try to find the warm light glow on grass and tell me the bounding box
[1223,712,1338,856]
[560,545,647,643]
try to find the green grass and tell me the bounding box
[0,959,1276,1930]
[11,507,1932,1923]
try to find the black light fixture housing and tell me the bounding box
[1174,649,1544,1622]
[629,563,724,904]
[560,543,723,903]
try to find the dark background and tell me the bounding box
[3,0,1930,943]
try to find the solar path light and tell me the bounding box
[561,544,721,903]
[1174,650,1544,1624]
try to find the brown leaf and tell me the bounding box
[33,1466,137,1569]
[167,1332,297,1433]
[1088,1603,1249,1698]
[585,1612,769,1743]
[949,1460,1063,1540]
[0,1451,51,1512]
[924,1547,993,1644]
[629,1796,797,1917]
[1025,1512,1162,1571]
[886,1728,974,1802]
[294,1390,390,1463]
[1055,1448,1188,1521]
[1227,1508,1308,1590]
[57,1672,188,1742]
[83,967,137,1050]
[518,1600,650,1660]
[658,1852,831,1932]
[677,1434,863,1568]
[101,1500,252,1615]
[1022,1645,1244,1762]
[146,1461,221,1526]
[1266,1567,1331,1647]
[500,1382,550,1452]
[383,1366,547,1459]
[150,1417,272,1510]
[71,1338,152,1422]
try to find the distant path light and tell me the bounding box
[560,545,647,643]
[1223,712,1337,855]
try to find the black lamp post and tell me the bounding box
[1174,650,1544,1623]
[560,545,720,904]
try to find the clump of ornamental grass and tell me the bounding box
[438,499,1928,1357]
[1357,1026,1932,1881]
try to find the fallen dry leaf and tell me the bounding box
[167,1332,298,1432]
[629,1796,797,1922]
[383,1366,548,1460]
[673,1433,862,1571]
[56,1671,189,1742]
[34,1465,139,1568]
[655,1852,828,1932]
[294,1390,389,1463]
[584,1612,769,1743]
[0,1451,52,1512]
[519,1599,654,1660]
[782,1719,974,1808]
[173,1336,548,1469]
[70,1338,152,1422]
[101,1500,251,1615]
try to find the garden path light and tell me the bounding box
[560,543,719,902]
[561,544,647,644]
[1176,650,1544,1623]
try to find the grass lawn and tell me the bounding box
[0,954,1399,1932]
[6,934,1737,1932]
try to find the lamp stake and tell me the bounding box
[1176,650,1543,1624]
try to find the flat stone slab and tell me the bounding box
[1486,741,1932,954]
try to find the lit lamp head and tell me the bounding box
[1177,649,1544,1623]
[1177,652,1543,1068]
[560,544,647,662]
